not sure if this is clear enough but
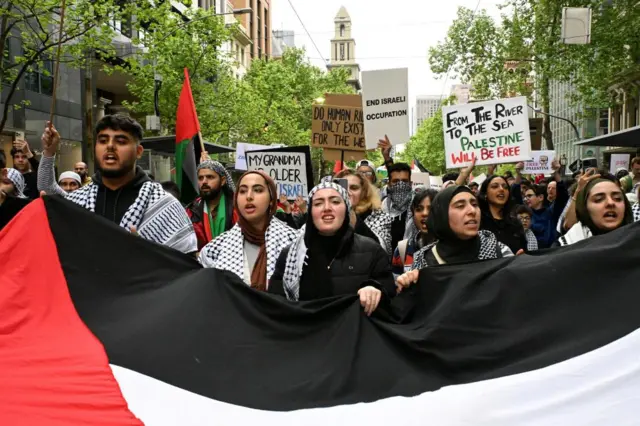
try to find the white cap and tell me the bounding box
[58,171,82,185]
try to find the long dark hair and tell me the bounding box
[478,175,517,222]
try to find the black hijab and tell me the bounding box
[575,177,633,236]
[299,184,353,300]
[426,185,481,264]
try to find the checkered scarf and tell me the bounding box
[199,218,298,283]
[412,230,503,269]
[525,229,538,252]
[281,181,350,301]
[364,209,392,253]
[66,181,197,253]
[5,168,26,198]
[633,202,640,223]
[197,160,236,192]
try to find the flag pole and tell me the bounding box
[49,0,68,126]
[197,130,206,160]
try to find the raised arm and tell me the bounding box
[37,123,67,197]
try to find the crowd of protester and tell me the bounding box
[1,114,639,315]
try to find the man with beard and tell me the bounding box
[74,161,92,186]
[186,159,237,250]
[38,114,197,254]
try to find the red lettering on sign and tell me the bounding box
[497,146,520,158]
[480,148,494,160]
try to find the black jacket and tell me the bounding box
[0,195,31,231]
[480,210,527,254]
[93,167,150,225]
[269,233,396,300]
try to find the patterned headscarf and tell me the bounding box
[281,181,351,301]
[6,168,26,198]
[307,181,352,212]
[197,160,236,192]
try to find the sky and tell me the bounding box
[271,0,504,112]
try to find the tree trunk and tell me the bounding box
[540,74,554,151]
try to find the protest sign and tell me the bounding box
[429,176,443,191]
[245,146,313,200]
[523,150,555,174]
[411,172,430,189]
[361,68,410,149]
[235,142,283,171]
[471,173,487,186]
[311,104,365,151]
[610,153,630,174]
[442,96,532,169]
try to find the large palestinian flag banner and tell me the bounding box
[1,197,640,425]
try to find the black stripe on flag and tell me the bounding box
[4,196,640,425]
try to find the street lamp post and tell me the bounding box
[528,105,581,141]
[528,104,583,166]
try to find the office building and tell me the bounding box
[414,95,441,132]
[230,0,271,61]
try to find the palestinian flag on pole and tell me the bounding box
[2,197,640,425]
[175,67,201,204]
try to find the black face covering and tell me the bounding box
[426,185,481,264]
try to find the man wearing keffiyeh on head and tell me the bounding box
[186,158,238,251]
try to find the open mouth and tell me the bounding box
[244,204,256,214]
[321,214,335,222]
[603,211,618,220]
[464,220,478,226]
[103,153,118,165]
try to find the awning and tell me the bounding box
[574,125,640,148]
[141,136,236,155]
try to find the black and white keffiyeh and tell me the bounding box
[38,155,197,253]
[281,181,351,301]
[412,230,512,269]
[558,222,592,247]
[364,209,392,253]
[197,160,236,192]
[525,229,539,251]
[633,202,640,222]
[6,168,26,198]
[199,218,298,283]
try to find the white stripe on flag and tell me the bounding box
[111,327,640,425]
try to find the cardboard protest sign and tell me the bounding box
[311,105,365,151]
[523,150,555,174]
[411,172,430,189]
[235,142,284,171]
[442,96,532,169]
[610,153,630,174]
[245,146,313,200]
[361,68,410,149]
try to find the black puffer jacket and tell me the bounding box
[269,233,395,300]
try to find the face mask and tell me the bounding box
[389,181,412,208]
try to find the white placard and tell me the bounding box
[471,173,487,186]
[442,96,532,169]
[523,150,555,174]
[235,143,284,170]
[429,176,443,191]
[245,151,308,200]
[411,172,430,189]
[361,68,410,149]
[610,153,630,175]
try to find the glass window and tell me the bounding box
[24,57,54,96]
